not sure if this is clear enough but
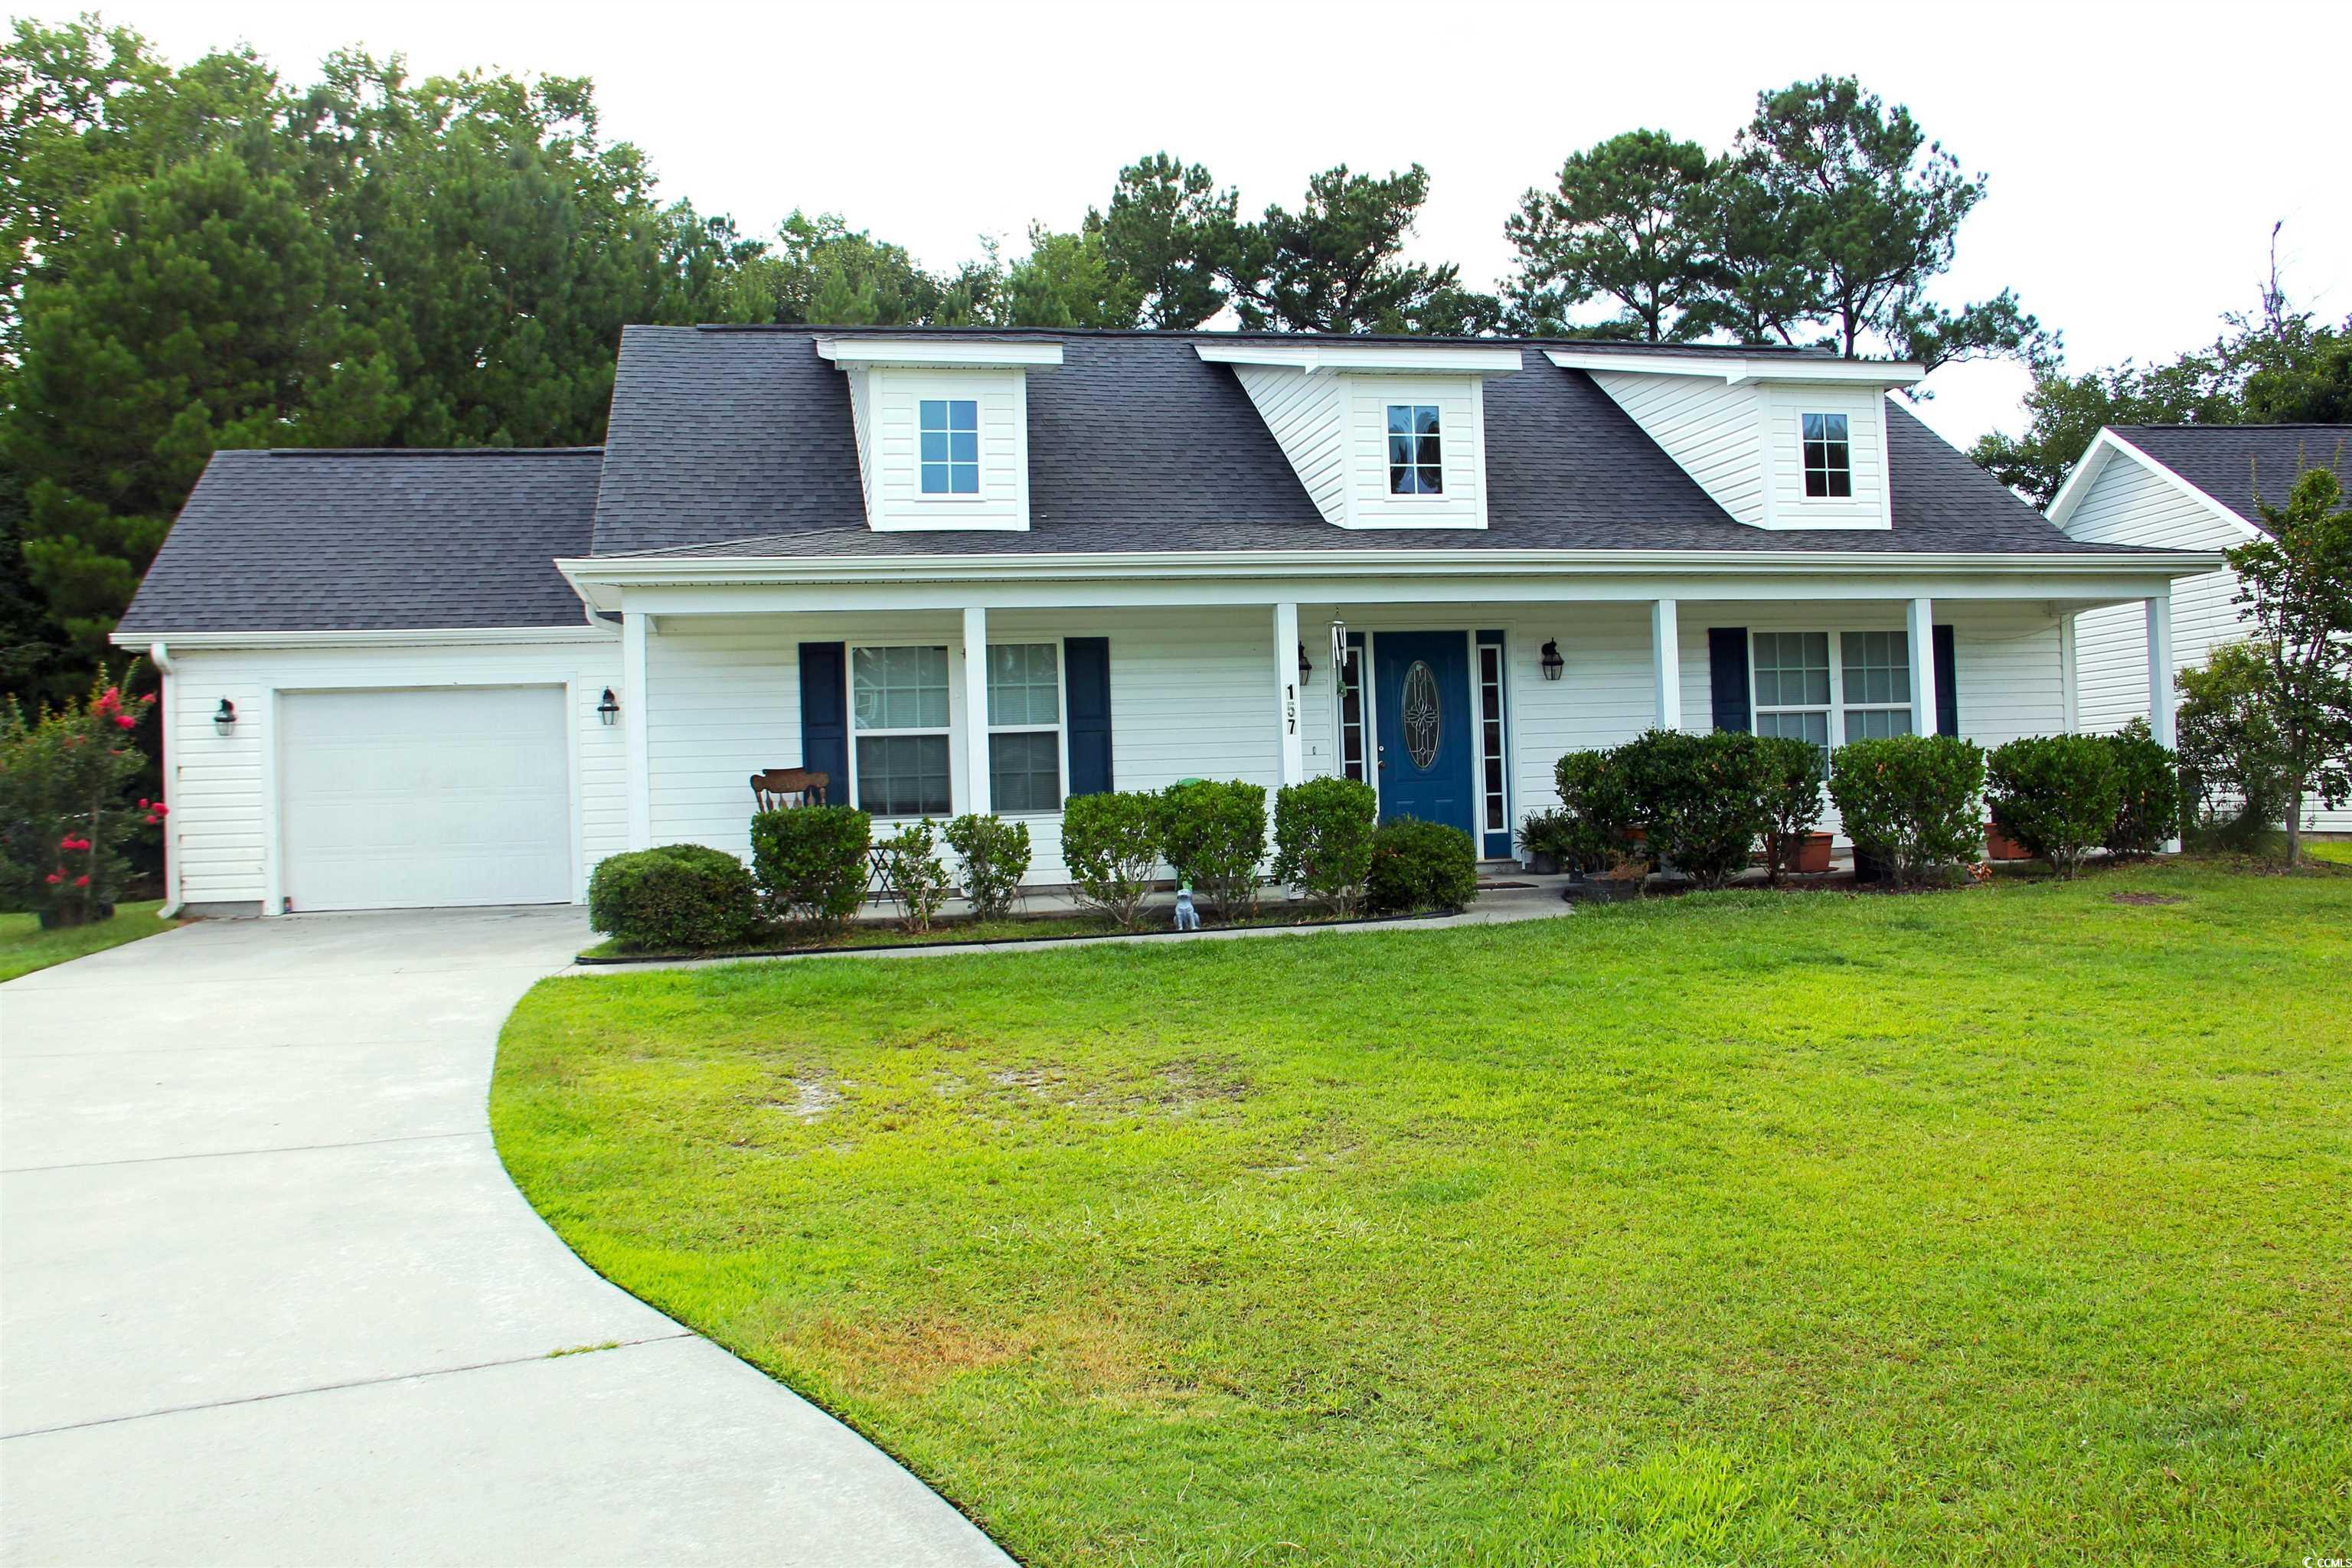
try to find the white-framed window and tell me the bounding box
[1337,642,1369,783]
[1752,631,1832,756]
[1387,403,1442,495]
[1801,413,1851,498]
[919,398,979,495]
[985,642,1063,815]
[851,644,952,816]
[1478,642,1506,835]
[1840,630,1914,740]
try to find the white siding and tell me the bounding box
[157,639,624,912]
[1592,371,1763,526]
[1232,364,1346,525]
[1339,375,1487,528]
[861,366,1030,531]
[1758,384,1890,530]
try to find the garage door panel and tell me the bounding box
[279,688,571,912]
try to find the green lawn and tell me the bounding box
[492,863,2352,1566]
[0,899,174,983]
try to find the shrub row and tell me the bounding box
[1546,724,2182,892]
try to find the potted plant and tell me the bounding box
[1983,817,2033,861]
[1515,808,1574,875]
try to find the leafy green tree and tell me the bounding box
[1229,164,1496,335]
[1004,225,1137,328]
[1503,130,1717,341]
[1682,158,1820,345]
[1730,76,2043,370]
[2176,641,2292,841]
[1090,152,1238,328]
[2226,465,2352,867]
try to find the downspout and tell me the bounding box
[145,642,181,918]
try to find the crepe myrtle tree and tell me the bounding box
[2226,463,2352,868]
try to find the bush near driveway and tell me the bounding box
[0,677,157,926]
[749,805,871,929]
[586,844,758,952]
[494,863,2352,1566]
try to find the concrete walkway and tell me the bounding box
[0,906,1011,1567]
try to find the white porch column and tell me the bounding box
[622,608,651,849]
[2145,590,2176,749]
[1272,600,1305,786]
[1651,599,1681,731]
[2059,611,2080,733]
[1906,596,1938,734]
[961,606,991,817]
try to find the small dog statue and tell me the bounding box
[1171,880,1200,932]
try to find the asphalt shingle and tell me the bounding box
[2109,424,2352,530]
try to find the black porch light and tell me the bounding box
[596,687,620,727]
[213,697,237,736]
[1296,642,1313,686]
[1539,639,1565,681]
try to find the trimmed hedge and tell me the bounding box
[1552,747,1638,876]
[749,804,871,928]
[1828,734,1985,889]
[1271,776,1379,914]
[586,844,758,952]
[2103,719,2182,858]
[1364,818,1478,913]
[944,812,1031,920]
[1618,728,1772,890]
[1987,734,2121,878]
[1756,734,1828,884]
[1061,790,1161,929]
[1157,779,1267,915]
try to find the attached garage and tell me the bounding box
[277,686,574,912]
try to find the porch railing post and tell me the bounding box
[962,605,991,818]
[1273,600,1305,788]
[1651,598,1681,731]
[2145,589,2178,853]
[1906,596,1938,736]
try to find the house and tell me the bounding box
[113,328,2225,916]
[2049,423,2350,834]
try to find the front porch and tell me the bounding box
[599,563,2192,886]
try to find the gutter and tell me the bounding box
[145,642,181,919]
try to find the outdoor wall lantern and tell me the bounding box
[597,687,620,727]
[1540,639,1565,681]
[1296,643,1312,687]
[213,697,237,736]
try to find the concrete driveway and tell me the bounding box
[0,906,1011,1566]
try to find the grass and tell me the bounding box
[492,861,2352,1565]
[0,899,174,983]
[2307,839,2352,867]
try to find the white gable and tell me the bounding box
[1557,351,1917,534]
[819,338,1060,532]
[1203,341,1517,531]
[2047,430,2264,549]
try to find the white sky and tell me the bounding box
[51,0,2352,450]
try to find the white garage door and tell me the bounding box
[279,687,573,912]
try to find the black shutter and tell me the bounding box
[1708,628,1751,733]
[798,642,848,800]
[1065,636,1113,796]
[1932,625,1958,737]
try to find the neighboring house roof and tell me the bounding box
[593,325,2104,560]
[2103,424,2351,531]
[116,447,600,635]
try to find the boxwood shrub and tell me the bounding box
[1986,734,2122,878]
[748,804,871,928]
[1060,789,1161,930]
[1271,776,1379,914]
[1156,779,1268,916]
[586,844,758,952]
[1828,734,1985,889]
[1617,728,1772,889]
[1364,818,1478,914]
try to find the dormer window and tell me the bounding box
[1387,405,1444,495]
[919,399,979,495]
[1802,413,1851,498]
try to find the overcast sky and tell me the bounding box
[48,0,2352,451]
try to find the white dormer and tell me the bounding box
[1547,349,1924,532]
[818,337,1062,531]
[1199,341,1521,529]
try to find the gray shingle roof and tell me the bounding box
[116,448,599,635]
[593,325,2126,559]
[2111,424,2352,531]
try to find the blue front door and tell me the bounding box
[1372,632,1475,836]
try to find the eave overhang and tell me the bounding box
[1547,348,1927,389]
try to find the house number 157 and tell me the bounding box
[1285,683,1297,734]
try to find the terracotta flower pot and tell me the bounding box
[1790,831,1834,874]
[1984,822,2033,861]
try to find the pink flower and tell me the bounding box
[115,714,136,729]
[72,875,89,887]
[44,873,61,885]
[138,799,149,809]
[153,803,168,816]
[143,814,158,825]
